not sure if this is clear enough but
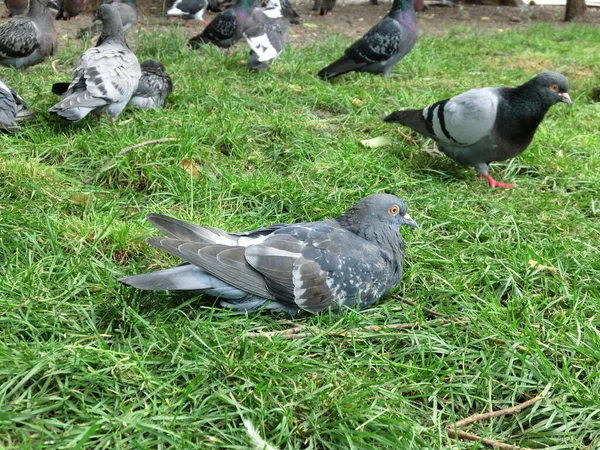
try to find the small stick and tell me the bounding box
[398,131,420,146]
[394,295,446,318]
[446,395,543,450]
[451,396,543,429]
[83,138,178,184]
[446,429,527,450]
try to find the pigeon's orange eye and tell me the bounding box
[550,84,559,92]
[389,205,399,216]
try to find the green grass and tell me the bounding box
[1,21,600,449]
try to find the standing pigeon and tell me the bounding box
[188,0,256,50]
[0,0,58,69]
[167,0,210,26]
[311,0,335,16]
[77,0,137,38]
[55,0,85,20]
[242,0,290,71]
[317,0,418,80]
[279,0,299,24]
[49,3,141,122]
[383,72,572,188]
[6,0,27,16]
[130,60,174,109]
[119,194,418,315]
[0,78,35,131]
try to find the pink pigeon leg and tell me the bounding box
[477,173,517,189]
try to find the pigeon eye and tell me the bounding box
[550,84,559,92]
[389,205,399,216]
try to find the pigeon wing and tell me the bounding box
[0,18,40,58]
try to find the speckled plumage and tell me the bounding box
[0,0,58,69]
[0,78,35,131]
[317,0,417,80]
[120,194,418,316]
[49,4,141,122]
[384,71,572,188]
[130,59,173,109]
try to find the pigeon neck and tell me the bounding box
[235,0,255,10]
[28,0,47,16]
[97,19,126,45]
[390,0,415,13]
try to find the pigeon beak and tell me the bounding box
[560,92,572,106]
[402,213,418,228]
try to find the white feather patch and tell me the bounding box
[243,33,278,62]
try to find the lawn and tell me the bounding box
[1,18,599,449]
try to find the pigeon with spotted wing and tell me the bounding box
[0,78,35,131]
[242,0,290,71]
[188,0,256,50]
[0,0,57,69]
[317,0,417,80]
[49,3,141,122]
[120,194,418,316]
[167,0,210,26]
[130,59,173,109]
[383,71,571,188]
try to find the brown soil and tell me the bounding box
[2,1,599,47]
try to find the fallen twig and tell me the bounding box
[393,295,446,318]
[83,138,178,184]
[446,395,544,450]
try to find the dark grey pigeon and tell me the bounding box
[242,0,290,71]
[279,0,299,24]
[317,0,417,80]
[0,0,58,69]
[6,0,28,16]
[383,71,571,188]
[49,4,141,122]
[77,0,137,38]
[130,60,174,109]
[120,194,418,316]
[55,0,84,20]
[0,78,35,131]
[188,0,256,50]
[311,0,335,16]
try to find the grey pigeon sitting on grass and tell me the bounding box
[77,0,137,38]
[188,0,256,50]
[317,0,418,80]
[120,194,418,316]
[242,0,290,71]
[0,0,58,69]
[0,78,35,131]
[130,60,173,109]
[383,71,571,188]
[49,4,141,122]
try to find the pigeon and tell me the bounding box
[49,3,141,122]
[120,194,418,316]
[129,60,174,109]
[6,0,27,16]
[383,72,572,188]
[279,0,299,23]
[167,0,210,26]
[0,0,58,69]
[55,0,84,20]
[311,0,335,16]
[0,78,35,131]
[188,0,256,50]
[242,0,290,71]
[77,0,137,38]
[317,0,418,80]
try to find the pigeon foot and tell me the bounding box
[201,19,209,25]
[478,174,517,189]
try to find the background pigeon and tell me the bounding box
[242,0,290,71]
[311,0,335,16]
[167,0,210,26]
[279,0,299,24]
[55,0,85,20]
[188,0,256,50]
[130,59,174,109]
[6,0,27,16]
[120,194,418,316]
[0,78,35,131]
[49,3,141,122]
[0,0,58,69]
[317,0,418,80]
[383,72,571,188]
[77,0,137,38]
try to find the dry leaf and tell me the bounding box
[70,192,93,206]
[528,259,558,273]
[360,136,391,148]
[481,16,490,21]
[352,98,362,105]
[180,158,201,179]
[303,22,318,28]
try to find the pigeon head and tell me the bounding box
[336,194,418,236]
[528,71,571,107]
[94,3,126,44]
[141,59,167,75]
[94,3,122,25]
